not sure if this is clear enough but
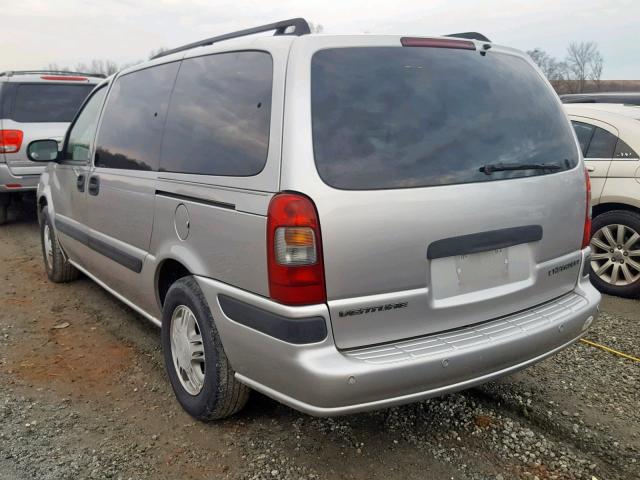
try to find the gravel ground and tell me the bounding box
[0,199,638,480]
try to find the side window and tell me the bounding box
[613,138,639,159]
[571,121,595,156]
[95,62,180,171]
[159,51,273,176]
[585,126,617,159]
[64,87,107,162]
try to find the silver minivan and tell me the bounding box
[0,70,103,224]
[28,19,600,420]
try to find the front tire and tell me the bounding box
[161,276,249,421]
[40,210,79,283]
[589,210,640,298]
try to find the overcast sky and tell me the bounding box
[2,0,638,79]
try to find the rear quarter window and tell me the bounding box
[10,83,94,123]
[585,127,617,158]
[311,47,579,190]
[614,138,639,159]
[159,51,272,176]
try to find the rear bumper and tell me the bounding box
[196,257,600,417]
[0,163,39,192]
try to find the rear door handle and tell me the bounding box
[76,174,86,192]
[88,175,100,196]
[586,166,595,172]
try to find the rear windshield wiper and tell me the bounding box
[479,162,563,175]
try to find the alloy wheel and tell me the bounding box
[169,305,206,395]
[590,223,640,286]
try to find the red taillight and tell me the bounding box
[267,193,326,306]
[0,130,24,153]
[582,167,592,249]
[40,75,88,81]
[401,37,476,50]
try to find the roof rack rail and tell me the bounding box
[152,17,311,60]
[0,70,106,78]
[445,32,491,43]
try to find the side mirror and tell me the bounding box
[27,139,60,162]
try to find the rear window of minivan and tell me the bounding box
[311,47,579,190]
[10,83,94,123]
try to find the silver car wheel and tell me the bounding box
[43,223,54,271]
[169,305,206,396]
[590,223,640,286]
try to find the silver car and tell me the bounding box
[28,19,600,420]
[0,70,103,224]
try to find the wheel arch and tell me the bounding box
[156,258,192,309]
[37,194,51,226]
[592,202,640,219]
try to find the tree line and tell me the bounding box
[44,33,602,95]
[41,23,332,77]
[44,48,168,77]
[527,41,604,94]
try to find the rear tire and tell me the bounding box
[161,276,249,421]
[589,210,640,298]
[40,210,79,283]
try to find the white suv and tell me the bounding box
[566,103,640,297]
[0,70,103,224]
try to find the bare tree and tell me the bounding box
[75,59,119,76]
[45,60,118,76]
[565,41,604,93]
[527,48,567,80]
[46,62,71,72]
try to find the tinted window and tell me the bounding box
[614,138,639,159]
[10,83,94,123]
[95,63,179,171]
[160,52,272,176]
[0,83,6,118]
[571,121,595,156]
[312,48,579,190]
[64,87,107,162]
[586,127,617,158]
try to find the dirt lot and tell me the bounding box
[1,199,638,480]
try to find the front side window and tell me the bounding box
[95,62,180,171]
[64,87,107,162]
[159,51,272,176]
[12,83,94,123]
[311,47,579,190]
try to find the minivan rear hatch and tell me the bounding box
[306,39,586,349]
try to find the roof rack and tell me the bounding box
[445,32,491,43]
[0,70,106,78]
[152,17,311,60]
